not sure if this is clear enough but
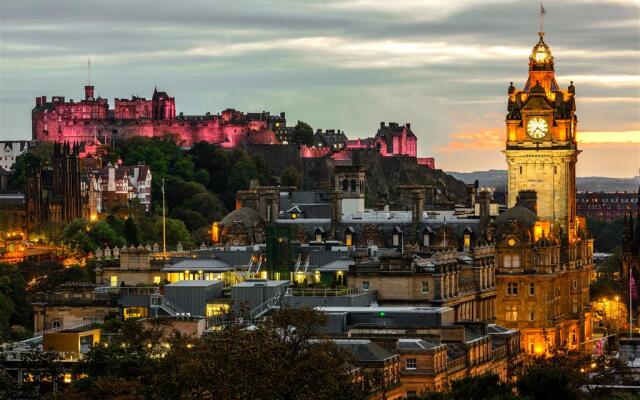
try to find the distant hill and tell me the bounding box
[447,170,639,193]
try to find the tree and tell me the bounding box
[0,263,31,339]
[61,219,125,255]
[124,217,140,246]
[154,218,192,249]
[515,355,584,400]
[293,121,314,146]
[60,308,367,400]
[281,166,302,187]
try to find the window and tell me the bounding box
[529,282,535,296]
[153,276,161,285]
[519,166,523,174]
[572,278,577,289]
[393,233,400,247]
[421,281,429,294]
[505,305,518,321]
[423,233,430,247]
[345,233,353,246]
[503,254,520,268]
[315,233,323,242]
[507,282,518,295]
[463,234,471,249]
[110,276,118,287]
[51,320,62,329]
[406,358,417,370]
[362,281,370,290]
[528,305,535,321]
[572,298,578,313]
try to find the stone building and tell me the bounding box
[32,85,284,147]
[25,142,93,232]
[577,191,638,221]
[494,31,594,354]
[621,190,640,329]
[32,283,119,333]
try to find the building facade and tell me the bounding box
[0,141,31,173]
[577,191,637,221]
[495,32,594,355]
[32,85,283,147]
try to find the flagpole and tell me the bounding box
[630,270,633,339]
[540,3,545,34]
[162,178,167,256]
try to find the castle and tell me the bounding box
[32,85,431,165]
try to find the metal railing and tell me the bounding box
[248,289,283,320]
[150,294,184,316]
[95,285,160,295]
[285,287,363,297]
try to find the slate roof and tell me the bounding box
[397,338,440,350]
[333,339,397,362]
[163,258,231,272]
[314,258,353,272]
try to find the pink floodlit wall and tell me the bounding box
[300,146,331,158]
[331,150,352,161]
[32,87,280,147]
[417,157,435,169]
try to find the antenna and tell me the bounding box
[88,58,91,86]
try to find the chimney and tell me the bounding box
[380,122,385,128]
[330,191,342,239]
[516,190,538,215]
[36,97,42,106]
[280,112,285,119]
[478,190,492,230]
[406,123,411,129]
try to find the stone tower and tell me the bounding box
[504,32,579,238]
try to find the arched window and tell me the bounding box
[342,179,348,191]
[51,320,62,329]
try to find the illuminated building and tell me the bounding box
[621,189,640,327]
[32,85,283,147]
[494,31,594,354]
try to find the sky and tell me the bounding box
[0,0,638,177]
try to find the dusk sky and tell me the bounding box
[0,0,638,177]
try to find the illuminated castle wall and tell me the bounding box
[32,85,281,147]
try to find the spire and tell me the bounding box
[539,3,546,37]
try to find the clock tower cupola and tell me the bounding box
[504,31,580,238]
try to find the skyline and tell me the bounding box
[1,0,638,177]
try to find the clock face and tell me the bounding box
[527,117,548,139]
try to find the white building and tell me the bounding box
[0,141,30,172]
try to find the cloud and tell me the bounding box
[0,0,638,177]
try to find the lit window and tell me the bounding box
[153,276,161,285]
[572,298,578,313]
[463,234,471,249]
[505,305,518,321]
[406,358,417,370]
[110,276,118,287]
[315,233,323,242]
[291,213,298,220]
[345,233,353,246]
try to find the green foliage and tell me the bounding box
[0,263,31,340]
[281,165,302,187]
[61,218,125,255]
[515,355,584,400]
[293,121,314,146]
[62,308,367,400]
[124,217,140,246]
[587,217,624,253]
[154,218,192,248]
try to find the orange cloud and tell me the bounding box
[437,130,503,151]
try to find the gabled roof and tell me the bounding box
[333,339,397,362]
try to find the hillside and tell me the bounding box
[448,170,639,192]
[245,144,470,205]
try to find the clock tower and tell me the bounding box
[504,31,579,237]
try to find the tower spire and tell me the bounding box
[539,3,546,36]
